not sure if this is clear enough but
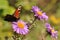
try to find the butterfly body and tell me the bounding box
[4,6,21,22]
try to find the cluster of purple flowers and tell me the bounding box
[32,6,58,38]
[7,6,58,39]
[12,6,48,35]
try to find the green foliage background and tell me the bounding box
[0,0,60,40]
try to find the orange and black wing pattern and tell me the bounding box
[13,5,21,19]
[4,5,21,22]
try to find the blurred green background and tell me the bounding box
[0,0,60,40]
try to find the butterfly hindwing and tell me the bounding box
[4,15,18,22]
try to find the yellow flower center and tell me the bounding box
[17,22,24,29]
[51,29,55,33]
[37,11,42,16]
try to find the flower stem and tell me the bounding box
[21,35,25,40]
[12,32,17,40]
[30,17,37,26]
[28,17,37,30]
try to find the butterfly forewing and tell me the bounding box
[13,6,21,19]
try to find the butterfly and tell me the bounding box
[4,5,22,22]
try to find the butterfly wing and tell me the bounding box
[4,5,21,22]
[13,5,21,19]
[4,14,18,22]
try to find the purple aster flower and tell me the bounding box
[45,23,58,38]
[32,6,48,21]
[12,20,29,35]
[51,30,58,39]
